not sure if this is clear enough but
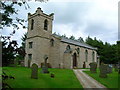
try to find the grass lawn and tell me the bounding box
[84,69,119,88]
[2,67,83,88]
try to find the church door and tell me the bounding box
[73,53,77,68]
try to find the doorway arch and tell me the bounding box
[73,53,77,68]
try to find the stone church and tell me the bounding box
[25,7,98,69]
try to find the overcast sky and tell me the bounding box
[1,0,119,46]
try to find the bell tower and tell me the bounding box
[25,7,54,67]
[27,7,54,38]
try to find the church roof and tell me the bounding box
[61,38,97,50]
[52,34,97,50]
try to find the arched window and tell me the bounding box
[66,45,70,50]
[31,19,34,30]
[92,51,95,62]
[44,19,48,30]
[50,39,54,46]
[85,50,88,62]
[77,48,80,54]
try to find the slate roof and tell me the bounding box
[53,34,97,50]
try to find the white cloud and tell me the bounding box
[1,0,118,45]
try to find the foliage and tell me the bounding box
[2,40,18,66]
[2,71,15,89]
[16,33,27,62]
[85,36,118,64]
[69,35,75,40]
[3,67,83,88]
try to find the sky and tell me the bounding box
[1,0,119,46]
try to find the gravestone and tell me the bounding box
[31,63,38,79]
[42,55,49,73]
[114,64,118,72]
[83,62,86,68]
[89,62,97,73]
[107,64,112,74]
[20,61,24,67]
[99,64,108,78]
[28,60,31,68]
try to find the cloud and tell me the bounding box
[1,0,118,45]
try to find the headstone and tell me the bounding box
[107,64,112,74]
[114,64,118,72]
[21,61,24,67]
[89,62,97,73]
[28,60,31,68]
[83,62,86,68]
[99,64,108,78]
[41,55,49,73]
[31,63,38,79]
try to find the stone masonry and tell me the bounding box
[25,7,98,69]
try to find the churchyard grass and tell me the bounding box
[84,69,118,88]
[2,67,83,88]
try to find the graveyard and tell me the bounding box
[2,63,119,88]
[2,67,83,88]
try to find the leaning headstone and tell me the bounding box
[31,63,38,79]
[89,62,97,73]
[107,64,112,74]
[99,64,108,78]
[42,55,49,73]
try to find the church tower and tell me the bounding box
[25,7,54,67]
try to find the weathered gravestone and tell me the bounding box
[107,64,112,74]
[42,55,49,73]
[20,61,24,67]
[83,62,86,69]
[114,64,119,72]
[31,63,38,79]
[89,62,97,73]
[99,64,108,78]
[28,60,31,68]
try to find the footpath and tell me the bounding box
[73,69,107,89]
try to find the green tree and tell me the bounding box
[85,36,117,64]
[77,37,84,42]
[69,35,75,40]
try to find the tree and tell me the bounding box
[85,36,118,64]
[16,33,27,62]
[2,40,18,66]
[61,34,68,39]
[77,37,84,42]
[69,35,75,40]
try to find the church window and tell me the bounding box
[92,51,95,62]
[66,45,71,50]
[29,42,33,48]
[77,48,80,54]
[31,19,34,30]
[28,54,32,60]
[44,19,48,30]
[50,39,54,46]
[85,50,88,62]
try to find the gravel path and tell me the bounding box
[73,69,108,89]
